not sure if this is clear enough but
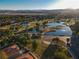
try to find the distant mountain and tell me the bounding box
[0,9,79,16]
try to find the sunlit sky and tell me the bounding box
[0,0,79,10]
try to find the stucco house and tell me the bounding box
[2,43,36,59]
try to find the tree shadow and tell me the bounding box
[41,38,60,59]
[41,45,57,59]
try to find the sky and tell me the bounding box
[0,0,79,10]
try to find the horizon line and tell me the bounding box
[0,8,79,10]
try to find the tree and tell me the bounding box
[52,37,60,45]
[73,21,79,34]
[32,40,38,52]
[54,52,68,59]
[17,35,28,46]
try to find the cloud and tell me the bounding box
[47,0,79,9]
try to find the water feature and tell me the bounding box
[45,22,72,36]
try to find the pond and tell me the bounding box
[45,22,72,36]
[47,22,65,27]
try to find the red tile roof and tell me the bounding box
[2,44,35,59]
[3,44,20,56]
[16,53,34,59]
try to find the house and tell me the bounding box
[2,43,36,59]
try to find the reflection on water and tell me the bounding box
[45,22,72,36]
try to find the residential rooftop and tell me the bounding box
[2,43,36,59]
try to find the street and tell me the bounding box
[69,35,79,59]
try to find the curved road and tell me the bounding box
[69,35,79,59]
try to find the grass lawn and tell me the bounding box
[29,39,73,59]
[0,25,10,29]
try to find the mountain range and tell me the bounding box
[0,9,79,16]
